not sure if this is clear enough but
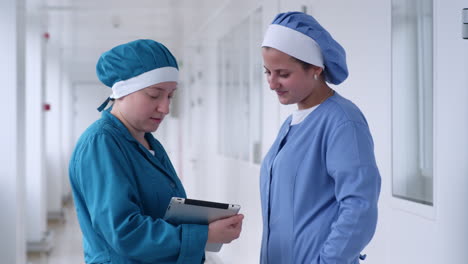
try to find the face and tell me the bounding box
[113,82,177,137]
[262,47,321,109]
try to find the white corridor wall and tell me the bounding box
[0,0,27,263]
[25,0,49,250]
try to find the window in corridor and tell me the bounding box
[217,8,263,164]
[391,0,433,205]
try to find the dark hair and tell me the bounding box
[263,46,319,71]
[290,57,315,71]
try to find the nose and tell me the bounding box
[268,74,280,90]
[157,97,170,115]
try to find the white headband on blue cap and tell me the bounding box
[262,24,324,68]
[110,66,178,99]
[262,12,348,85]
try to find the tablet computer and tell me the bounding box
[163,197,241,252]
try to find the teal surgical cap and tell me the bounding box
[96,39,178,111]
[262,12,348,85]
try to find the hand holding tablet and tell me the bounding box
[207,213,244,244]
[163,197,243,252]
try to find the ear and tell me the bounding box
[311,67,324,81]
[315,67,324,77]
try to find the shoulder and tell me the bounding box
[325,92,368,126]
[321,94,376,147]
[78,118,120,144]
[71,118,126,162]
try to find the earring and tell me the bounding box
[314,74,318,80]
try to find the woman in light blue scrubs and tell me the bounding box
[69,39,243,264]
[260,12,381,263]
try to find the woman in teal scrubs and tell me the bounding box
[69,39,243,264]
[260,12,381,263]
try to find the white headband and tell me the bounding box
[110,66,178,99]
[262,24,324,68]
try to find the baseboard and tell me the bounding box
[27,230,55,254]
[62,193,73,206]
[47,210,65,222]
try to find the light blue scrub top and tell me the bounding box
[260,92,381,264]
[69,110,208,264]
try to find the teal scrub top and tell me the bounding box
[69,110,208,264]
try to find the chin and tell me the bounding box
[145,125,159,133]
[278,98,294,105]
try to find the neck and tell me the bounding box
[298,84,334,110]
[110,107,148,148]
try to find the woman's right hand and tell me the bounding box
[207,214,244,244]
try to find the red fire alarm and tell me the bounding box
[43,103,51,111]
[43,32,50,40]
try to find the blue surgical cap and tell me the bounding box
[96,39,179,99]
[262,12,348,85]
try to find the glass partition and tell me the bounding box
[391,0,434,205]
[217,8,263,164]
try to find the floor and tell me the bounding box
[27,201,84,264]
[26,202,222,264]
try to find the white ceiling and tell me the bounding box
[43,0,228,83]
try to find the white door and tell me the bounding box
[72,83,110,144]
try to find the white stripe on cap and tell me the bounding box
[111,66,178,99]
[262,24,324,68]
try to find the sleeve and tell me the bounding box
[321,121,381,263]
[74,133,208,263]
